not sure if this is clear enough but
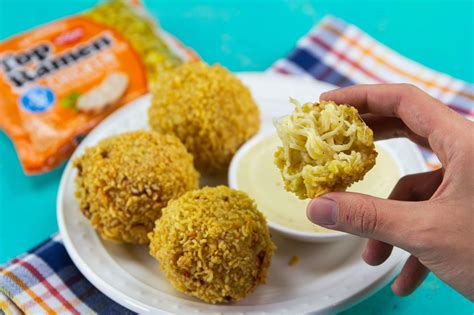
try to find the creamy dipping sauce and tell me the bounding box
[236,134,401,234]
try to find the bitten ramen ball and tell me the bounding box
[274,99,377,199]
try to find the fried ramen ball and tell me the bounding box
[148,186,275,304]
[74,131,199,244]
[274,99,377,199]
[148,61,260,174]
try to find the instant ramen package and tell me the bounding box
[0,0,197,174]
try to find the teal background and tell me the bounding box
[0,0,473,313]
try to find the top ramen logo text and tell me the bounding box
[0,33,113,88]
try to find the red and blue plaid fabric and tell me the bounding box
[0,235,134,314]
[1,16,473,314]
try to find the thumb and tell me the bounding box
[307,192,421,248]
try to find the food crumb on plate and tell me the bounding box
[288,255,299,266]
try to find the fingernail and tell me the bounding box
[307,197,338,226]
[391,280,400,295]
[362,247,370,260]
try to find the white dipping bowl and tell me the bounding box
[228,130,427,243]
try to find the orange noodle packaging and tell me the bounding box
[0,0,197,174]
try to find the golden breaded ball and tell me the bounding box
[148,61,260,173]
[274,99,377,199]
[74,131,199,244]
[149,186,275,304]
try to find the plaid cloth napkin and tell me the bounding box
[0,235,134,314]
[1,16,473,315]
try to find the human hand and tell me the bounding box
[306,84,474,299]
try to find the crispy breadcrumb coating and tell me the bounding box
[148,186,275,304]
[274,99,377,199]
[74,131,199,244]
[148,61,260,174]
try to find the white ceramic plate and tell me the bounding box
[57,73,426,314]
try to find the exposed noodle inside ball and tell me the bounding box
[274,98,377,199]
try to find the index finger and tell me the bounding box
[320,84,463,163]
[360,114,431,149]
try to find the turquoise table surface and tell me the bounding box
[0,0,472,314]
